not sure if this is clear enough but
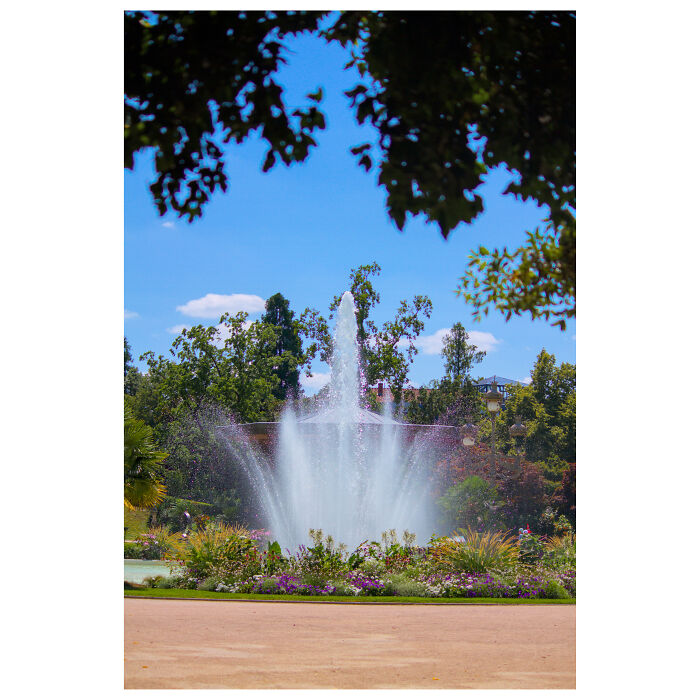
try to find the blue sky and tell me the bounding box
[124,30,575,394]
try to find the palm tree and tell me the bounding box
[124,400,168,510]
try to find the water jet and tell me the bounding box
[219,291,459,550]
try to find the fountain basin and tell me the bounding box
[235,407,460,452]
[124,559,182,584]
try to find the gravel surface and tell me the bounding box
[125,598,575,689]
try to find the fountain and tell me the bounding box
[219,291,459,551]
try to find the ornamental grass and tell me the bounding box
[429,528,519,574]
[134,526,181,559]
[173,523,263,581]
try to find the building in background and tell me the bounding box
[474,375,527,408]
[367,382,419,408]
[366,375,527,414]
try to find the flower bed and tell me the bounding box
[133,526,575,600]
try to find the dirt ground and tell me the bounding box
[124,598,575,689]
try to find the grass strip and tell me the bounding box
[123,507,149,540]
[125,588,574,604]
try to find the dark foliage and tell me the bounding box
[261,292,304,400]
[125,11,575,326]
[554,462,576,528]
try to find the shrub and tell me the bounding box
[386,573,430,597]
[262,540,285,575]
[438,476,501,531]
[559,570,576,597]
[538,506,558,537]
[301,572,331,588]
[150,496,204,532]
[140,575,181,589]
[358,556,386,577]
[175,523,262,582]
[542,534,576,570]
[497,463,548,531]
[518,532,546,564]
[554,515,573,538]
[124,581,145,590]
[429,529,519,574]
[124,542,145,559]
[553,463,576,529]
[543,580,571,599]
[197,577,221,591]
[252,576,282,594]
[154,576,178,589]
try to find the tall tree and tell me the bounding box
[441,322,485,385]
[124,337,133,377]
[261,293,303,400]
[125,10,575,327]
[124,337,143,397]
[405,322,485,426]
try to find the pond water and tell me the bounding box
[124,559,182,584]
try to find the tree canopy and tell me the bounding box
[138,312,289,425]
[125,10,575,328]
[480,348,576,464]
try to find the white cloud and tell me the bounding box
[167,320,252,348]
[520,376,532,385]
[466,331,502,353]
[124,309,139,320]
[176,293,266,319]
[414,328,450,355]
[162,221,175,229]
[300,372,331,393]
[405,328,502,355]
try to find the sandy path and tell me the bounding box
[125,598,575,689]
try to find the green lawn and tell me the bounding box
[125,588,574,604]
[124,506,149,539]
